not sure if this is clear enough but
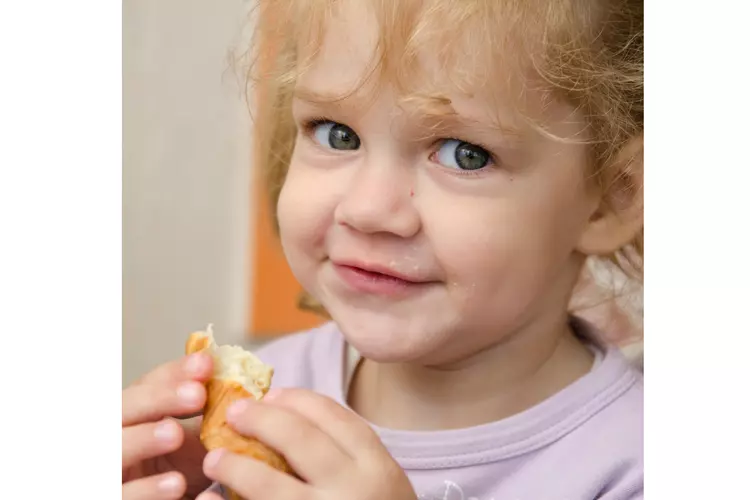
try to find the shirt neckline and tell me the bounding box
[325,318,641,469]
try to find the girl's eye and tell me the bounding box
[434,140,491,171]
[311,121,361,151]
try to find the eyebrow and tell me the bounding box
[419,112,524,143]
[293,86,362,105]
[293,86,525,143]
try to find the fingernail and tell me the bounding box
[227,399,250,419]
[154,420,178,443]
[204,448,224,471]
[263,389,283,402]
[177,382,202,405]
[158,473,183,494]
[184,353,205,376]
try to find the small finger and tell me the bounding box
[226,398,349,482]
[262,388,382,458]
[203,449,308,500]
[122,419,184,469]
[135,353,214,387]
[122,471,187,500]
[123,379,206,426]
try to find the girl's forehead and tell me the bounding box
[291,0,553,123]
[294,2,382,99]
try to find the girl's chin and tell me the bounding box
[332,311,448,363]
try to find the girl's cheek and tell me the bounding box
[278,167,337,249]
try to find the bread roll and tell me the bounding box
[186,326,295,499]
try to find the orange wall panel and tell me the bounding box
[248,185,324,338]
[246,6,324,338]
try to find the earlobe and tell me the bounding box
[577,135,643,256]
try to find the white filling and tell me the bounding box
[199,325,273,400]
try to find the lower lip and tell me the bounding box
[333,264,431,296]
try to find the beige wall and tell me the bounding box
[123,0,258,386]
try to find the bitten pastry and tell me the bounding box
[185,326,295,500]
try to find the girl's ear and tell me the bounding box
[577,134,643,256]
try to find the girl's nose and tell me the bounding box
[333,161,420,238]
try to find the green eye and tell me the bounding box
[435,140,490,170]
[313,121,361,150]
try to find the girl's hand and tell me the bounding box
[198,389,417,500]
[122,353,214,500]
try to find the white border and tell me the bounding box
[646,0,750,498]
[0,0,120,497]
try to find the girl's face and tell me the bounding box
[276,4,600,365]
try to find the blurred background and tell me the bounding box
[123,0,321,386]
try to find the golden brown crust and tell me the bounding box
[184,332,295,500]
[224,490,244,500]
[201,379,295,475]
[185,331,212,355]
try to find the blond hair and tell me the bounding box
[242,0,643,318]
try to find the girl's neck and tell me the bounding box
[347,316,594,431]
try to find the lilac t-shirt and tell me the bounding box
[212,320,643,500]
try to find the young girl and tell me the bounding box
[122,0,644,499]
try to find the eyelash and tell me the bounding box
[299,117,498,175]
[300,116,332,135]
